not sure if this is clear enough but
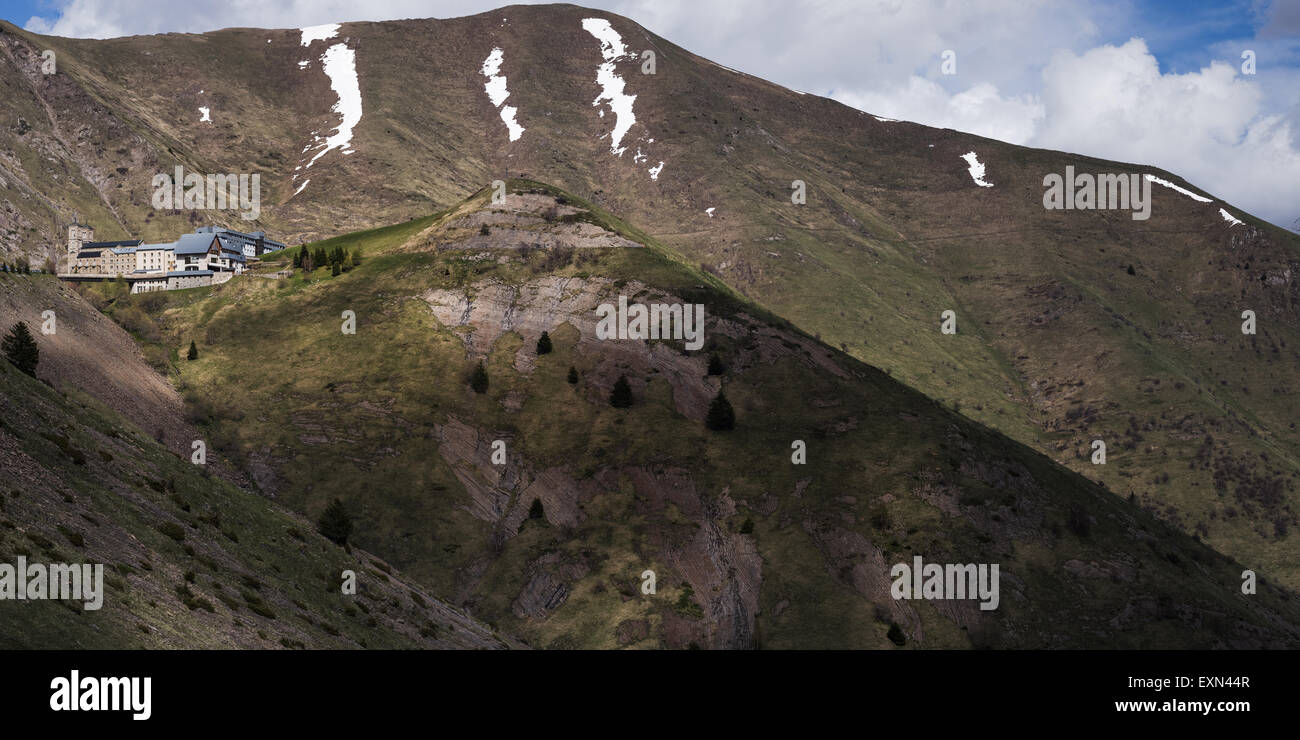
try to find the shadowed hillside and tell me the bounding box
[0,273,517,649]
[2,5,1297,589]
[85,180,1300,649]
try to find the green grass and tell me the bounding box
[115,183,1300,649]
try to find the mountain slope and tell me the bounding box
[0,274,516,649]
[1,4,1297,590]
[106,180,1300,649]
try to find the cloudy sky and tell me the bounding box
[4,0,1299,230]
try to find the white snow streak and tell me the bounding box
[583,18,637,156]
[304,43,362,168]
[300,23,339,46]
[481,47,524,141]
[648,161,664,180]
[1145,174,1213,203]
[198,106,210,122]
[960,151,994,187]
[1220,208,1244,226]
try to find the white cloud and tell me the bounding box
[1031,39,1300,227]
[837,79,1044,144]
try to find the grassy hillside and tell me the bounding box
[109,182,1300,649]
[0,274,516,649]
[2,1,1297,594]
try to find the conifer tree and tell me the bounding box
[2,322,39,376]
[707,353,725,376]
[470,361,489,394]
[187,340,198,361]
[536,331,552,355]
[567,366,579,384]
[610,375,633,408]
[706,389,735,430]
[317,498,353,545]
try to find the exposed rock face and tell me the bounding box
[512,552,590,619]
[423,274,848,423]
[433,414,589,530]
[408,193,646,253]
[803,521,922,640]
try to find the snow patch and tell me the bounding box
[1144,174,1212,203]
[582,18,637,156]
[198,106,210,123]
[481,48,509,105]
[303,43,363,169]
[294,179,310,196]
[300,23,339,46]
[481,47,524,142]
[873,115,897,122]
[1220,208,1244,226]
[705,207,715,217]
[297,60,310,69]
[648,161,664,180]
[960,151,994,187]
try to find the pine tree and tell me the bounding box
[609,375,633,408]
[567,366,579,384]
[331,262,341,277]
[470,361,489,394]
[317,498,353,546]
[536,331,552,355]
[187,340,198,361]
[313,247,327,270]
[706,389,735,430]
[1126,264,1136,276]
[2,321,39,376]
[707,353,725,376]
